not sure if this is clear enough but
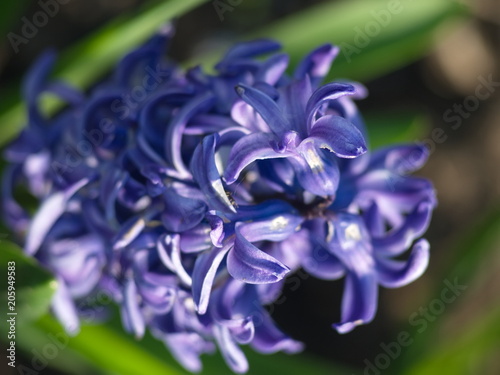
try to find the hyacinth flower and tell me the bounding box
[299,205,432,334]
[36,213,107,335]
[2,49,85,235]
[2,26,436,374]
[187,39,288,114]
[296,143,436,333]
[189,199,303,314]
[224,76,367,197]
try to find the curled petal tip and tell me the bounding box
[333,319,364,334]
[357,145,367,155]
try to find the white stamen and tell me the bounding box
[183,297,196,312]
[114,218,145,250]
[133,196,151,211]
[326,221,335,242]
[270,216,289,231]
[345,223,362,241]
[306,148,324,172]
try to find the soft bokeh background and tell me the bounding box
[1,0,500,374]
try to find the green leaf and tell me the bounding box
[403,305,500,375]
[11,321,105,375]
[0,240,56,323]
[442,207,500,284]
[365,111,429,149]
[18,304,356,375]
[34,313,186,375]
[0,0,210,148]
[228,349,355,375]
[55,0,208,90]
[393,206,500,373]
[192,0,464,81]
[254,0,465,82]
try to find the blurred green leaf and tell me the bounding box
[193,0,464,81]
[55,0,207,89]
[0,241,56,323]
[34,314,186,375]
[13,321,105,375]
[365,112,429,149]
[253,0,465,82]
[0,0,210,148]
[232,349,355,375]
[403,305,500,375]
[443,207,500,284]
[394,206,500,374]
[22,306,355,375]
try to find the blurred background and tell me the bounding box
[1,0,500,374]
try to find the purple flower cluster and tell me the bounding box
[2,27,436,373]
